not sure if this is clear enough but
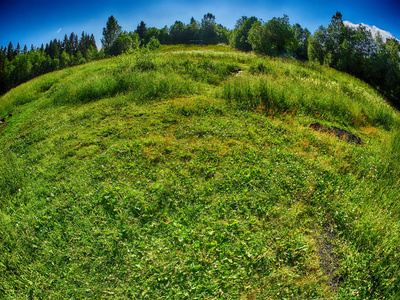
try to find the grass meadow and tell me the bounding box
[0,45,400,299]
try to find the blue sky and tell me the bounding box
[1,0,399,49]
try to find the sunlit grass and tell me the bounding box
[0,45,399,299]
[221,58,399,130]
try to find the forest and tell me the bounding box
[1,12,399,107]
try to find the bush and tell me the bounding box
[147,37,161,51]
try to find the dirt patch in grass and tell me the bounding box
[318,223,344,290]
[310,123,363,145]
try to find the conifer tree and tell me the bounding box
[16,43,21,55]
[80,31,87,57]
[71,33,79,54]
[89,34,97,49]
[101,16,122,52]
[63,34,70,53]
[7,42,15,60]
[169,21,186,44]
[0,50,7,94]
[187,17,200,43]
[49,38,59,59]
[135,21,148,43]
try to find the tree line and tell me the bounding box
[100,13,228,55]
[231,13,400,106]
[0,32,103,94]
[1,12,399,107]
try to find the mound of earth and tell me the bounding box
[310,123,363,145]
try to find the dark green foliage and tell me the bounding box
[7,42,16,61]
[187,17,200,43]
[201,13,218,45]
[0,52,7,94]
[293,23,311,60]
[79,32,97,58]
[143,27,168,45]
[0,31,99,95]
[169,21,187,44]
[230,16,259,51]
[248,15,298,56]
[200,13,228,45]
[135,21,148,43]
[15,43,21,55]
[147,36,161,50]
[108,32,140,56]
[168,17,202,45]
[101,15,122,52]
[308,12,400,107]
[68,32,79,55]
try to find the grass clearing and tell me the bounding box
[0,45,399,299]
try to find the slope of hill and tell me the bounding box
[1,45,400,299]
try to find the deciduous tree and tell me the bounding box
[230,16,258,51]
[201,13,218,45]
[248,15,297,56]
[108,32,140,56]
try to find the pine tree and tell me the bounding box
[70,33,78,54]
[80,31,87,57]
[45,42,50,56]
[101,16,122,52]
[49,38,59,59]
[16,43,21,55]
[74,34,79,54]
[63,34,70,53]
[0,50,8,94]
[89,34,97,49]
[169,21,186,44]
[135,21,147,42]
[7,42,15,60]
[187,17,200,43]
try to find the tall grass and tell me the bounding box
[29,51,243,106]
[221,59,399,130]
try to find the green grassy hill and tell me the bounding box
[1,45,400,299]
